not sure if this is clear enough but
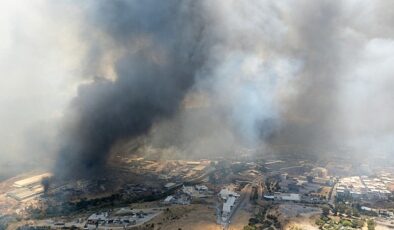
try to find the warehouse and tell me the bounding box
[13,173,52,188]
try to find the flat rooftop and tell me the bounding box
[13,173,52,188]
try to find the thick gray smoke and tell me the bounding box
[1,1,393,179]
[267,1,394,155]
[55,1,208,178]
[55,0,394,178]
[145,0,394,158]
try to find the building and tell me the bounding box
[312,177,334,186]
[311,167,328,178]
[13,173,52,188]
[7,172,52,201]
[181,185,209,198]
[281,173,288,181]
[87,212,108,222]
[163,195,175,204]
[223,196,236,215]
[195,185,208,191]
[219,187,240,222]
[263,195,275,200]
[219,188,240,200]
[336,176,392,200]
[7,185,44,201]
[274,192,301,201]
[222,196,237,222]
[164,183,177,189]
[192,165,207,171]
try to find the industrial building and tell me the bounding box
[274,192,301,201]
[7,173,52,201]
[219,188,240,200]
[222,196,237,220]
[219,187,240,222]
[13,173,52,188]
[311,167,328,178]
[181,185,210,198]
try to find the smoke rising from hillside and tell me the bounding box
[1,1,394,178]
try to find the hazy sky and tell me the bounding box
[0,1,86,164]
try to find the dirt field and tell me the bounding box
[284,217,319,230]
[276,204,321,230]
[141,204,221,230]
[229,209,252,230]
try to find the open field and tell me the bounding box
[229,209,252,230]
[142,204,221,230]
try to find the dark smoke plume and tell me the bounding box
[41,177,51,194]
[55,1,207,178]
[52,0,394,178]
[2,1,394,180]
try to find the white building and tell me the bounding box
[274,192,301,201]
[164,183,176,189]
[163,195,174,203]
[219,188,239,200]
[195,185,208,191]
[88,212,108,221]
[222,196,237,222]
[219,187,240,222]
[223,196,236,214]
[311,167,328,178]
[13,173,52,188]
[182,186,194,196]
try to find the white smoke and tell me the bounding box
[0,1,86,167]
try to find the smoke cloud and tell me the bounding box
[1,1,394,179]
[55,1,208,178]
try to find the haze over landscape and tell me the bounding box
[1,1,394,230]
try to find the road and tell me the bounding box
[221,184,252,230]
[226,177,265,230]
[328,182,337,208]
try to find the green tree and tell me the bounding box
[315,218,325,226]
[346,209,352,217]
[353,208,360,217]
[243,225,257,230]
[367,219,375,230]
[352,219,364,228]
[322,206,330,217]
[336,203,346,214]
[340,219,352,227]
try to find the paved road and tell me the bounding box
[328,183,337,207]
[219,174,265,230]
[221,184,251,229]
[226,179,265,230]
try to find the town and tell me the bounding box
[1,152,394,230]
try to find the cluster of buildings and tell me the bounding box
[85,209,155,229]
[17,208,161,230]
[182,184,210,198]
[264,165,334,204]
[336,175,392,200]
[163,184,211,205]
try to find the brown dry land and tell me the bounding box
[229,209,252,230]
[284,217,319,230]
[138,204,221,230]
